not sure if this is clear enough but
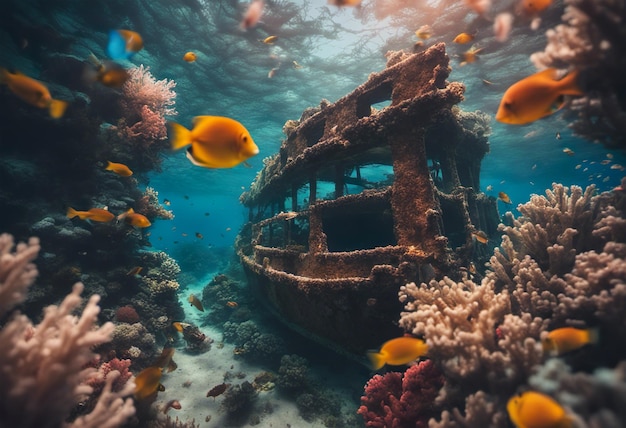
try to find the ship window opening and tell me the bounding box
[439,198,466,250]
[356,81,393,118]
[316,180,336,201]
[348,164,394,191]
[322,209,396,252]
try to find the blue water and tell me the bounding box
[1,0,625,426]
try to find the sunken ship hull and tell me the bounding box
[236,44,499,356]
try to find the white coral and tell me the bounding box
[0,234,135,428]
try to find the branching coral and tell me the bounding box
[0,234,135,428]
[531,0,626,147]
[358,360,444,428]
[395,183,626,426]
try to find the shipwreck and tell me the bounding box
[236,43,499,357]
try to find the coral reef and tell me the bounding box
[220,381,258,421]
[222,320,287,363]
[396,183,626,426]
[0,234,135,428]
[531,0,626,148]
[357,360,444,428]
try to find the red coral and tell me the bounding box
[115,305,140,323]
[357,360,444,428]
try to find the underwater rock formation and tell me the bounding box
[236,43,497,355]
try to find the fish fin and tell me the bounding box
[535,68,559,81]
[168,121,192,151]
[48,99,68,119]
[557,70,583,96]
[367,351,385,370]
[192,115,216,126]
[66,207,79,219]
[587,327,600,345]
[105,161,114,170]
[106,30,130,60]
[186,147,217,168]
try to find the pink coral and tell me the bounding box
[357,360,444,428]
[116,65,176,147]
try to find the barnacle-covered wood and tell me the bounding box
[237,43,497,356]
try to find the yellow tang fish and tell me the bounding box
[67,207,115,222]
[496,68,583,125]
[183,52,197,63]
[460,45,483,66]
[367,336,428,370]
[542,327,599,356]
[453,32,475,44]
[0,68,68,118]
[507,391,571,428]
[106,161,133,176]
[188,294,204,312]
[168,116,259,168]
[117,208,151,228]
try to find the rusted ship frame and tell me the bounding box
[236,43,498,356]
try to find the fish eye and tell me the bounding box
[242,135,248,143]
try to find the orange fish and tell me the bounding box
[472,230,489,244]
[107,29,143,60]
[415,25,432,40]
[183,52,197,63]
[188,294,204,312]
[453,32,475,44]
[240,0,264,30]
[542,327,599,356]
[367,337,428,370]
[85,54,129,88]
[498,192,512,204]
[126,266,143,276]
[0,68,68,118]
[507,391,571,428]
[496,69,583,125]
[117,208,151,228]
[195,232,203,239]
[172,321,192,332]
[521,0,553,15]
[262,36,278,44]
[134,366,163,400]
[226,301,238,308]
[460,45,483,66]
[168,116,259,169]
[67,207,115,222]
[105,161,133,176]
[328,0,362,5]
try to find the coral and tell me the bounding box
[141,251,181,281]
[0,233,40,316]
[136,187,174,221]
[396,183,626,426]
[398,276,544,391]
[177,322,213,353]
[357,360,444,428]
[116,65,177,149]
[220,381,258,416]
[222,320,286,362]
[115,305,140,323]
[0,234,135,428]
[531,0,626,147]
[527,359,626,427]
[276,354,310,393]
